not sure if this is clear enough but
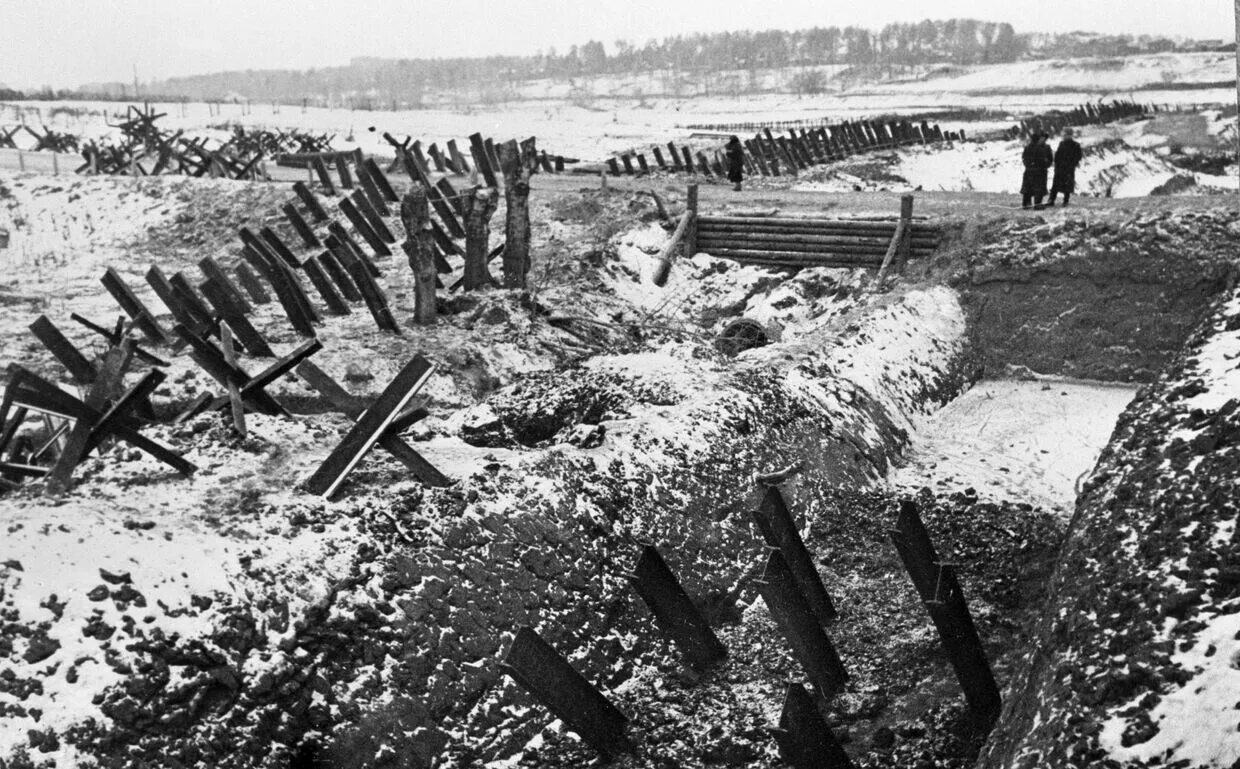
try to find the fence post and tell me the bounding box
[17,151,24,172]
[627,545,727,671]
[889,499,1001,731]
[684,183,698,258]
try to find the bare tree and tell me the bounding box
[400,185,437,324]
[499,137,538,288]
[461,187,498,291]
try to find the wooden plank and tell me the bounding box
[259,227,302,270]
[339,197,393,257]
[283,202,321,248]
[891,500,1001,731]
[354,162,391,216]
[44,341,133,494]
[318,245,363,302]
[326,222,381,276]
[293,181,329,222]
[469,133,498,188]
[198,278,275,357]
[346,258,400,333]
[29,316,97,385]
[446,139,471,174]
[302,354,434,497]
[219,322,247,436]
[752,486,838,628]
[311,156,336,194]
[350,189,397,243]
[234,262,272,305]
[364,158,400,202]
[241,338,322,396]
[198,256,252,314]
[501,627,632,759]
[171,325,285,415]
[333,152,353,189]
[302,255,351,315]
[772,684,856,769]
[758,550,848,699]
[100,268,169,345]
[146,264,208,330]
[628,545,727,671]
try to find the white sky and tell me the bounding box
[0,0,1234,89]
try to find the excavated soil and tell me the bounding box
[1,160,1238,769]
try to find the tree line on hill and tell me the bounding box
[1,20,1221,106]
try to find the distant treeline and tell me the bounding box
[3,21,1223,106]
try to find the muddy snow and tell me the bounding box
[890,379,1138,515]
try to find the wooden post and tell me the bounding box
[628,545,727,671]
[876,194,914,283]
[499,137,537,288]
[757,550,848,699]
[890,500,1001,731]
[751,486,837,628]
[401,186,438,325]
[772,684,856,769]
[501,627,633,759]
[461,187,498,290]
[52,152,59,175]
[18,151,24,172]
[468,133,498,188]
[684,183,698,259]
[652,211,691,288]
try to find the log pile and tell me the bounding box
[694,214,939,270]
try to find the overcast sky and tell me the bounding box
[1,0,1234,89]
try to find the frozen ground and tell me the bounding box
[0,51,1233,166]
[890,379,1138,516]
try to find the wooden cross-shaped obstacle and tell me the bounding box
[300,354,449,497]
[3,357,195,493]
[173,324,323,426]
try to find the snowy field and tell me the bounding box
[0,52,1235,165]
[890,379,1138,515]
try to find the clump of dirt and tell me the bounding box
[491,486,1064,769]
[981,285,1240,768]
[940,208,1240,382]
[1148,173,1197,196]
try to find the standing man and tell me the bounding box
[1049,128,1084,207]
[725,135,745,192]
[1020,133,1054,210]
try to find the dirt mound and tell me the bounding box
[981,285,1240,768]
[941,207,1240,382]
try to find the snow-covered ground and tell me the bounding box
[795,112,1239,198]
[1,52,1233,164]
[891,379,1138,515]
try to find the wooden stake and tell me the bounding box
[401,186,438,325]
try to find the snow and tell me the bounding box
[1098,607,1240,766]
[888,116,1239,198]
[2,52,1233,169]
[890,379,1138,515]
[1183,292,1240,413]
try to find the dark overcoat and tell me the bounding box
[1020,142,1053,197]
[1051,138,1084,194]
[725,143,744,183]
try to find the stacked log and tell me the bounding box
[694,215,939,269]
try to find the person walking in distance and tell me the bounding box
[1048,128,1083,207]
[1020,132,1053,209]
[725,136,745,191]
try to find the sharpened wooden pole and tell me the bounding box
[401,186,438,325]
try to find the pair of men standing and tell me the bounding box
[1021,128,1082,209]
